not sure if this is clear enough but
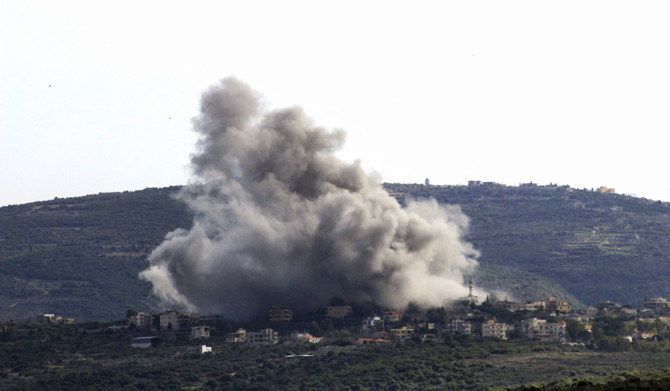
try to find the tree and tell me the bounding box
[565,319,585,341]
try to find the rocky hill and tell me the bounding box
[1,183,669,321]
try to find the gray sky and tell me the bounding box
[2,0,670,206]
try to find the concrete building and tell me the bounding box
[482,320,511,340]
[246,328,279,345]
[390,326,415,342]
[226,328,247,343]
[547,298,571,314]
[449,318,472,335]
[159,311,180,331]
[520,318,566,341]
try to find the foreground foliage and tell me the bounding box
[1,322,670,390]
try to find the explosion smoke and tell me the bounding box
[140,78,479,320]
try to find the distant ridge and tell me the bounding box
[1,183,669,321]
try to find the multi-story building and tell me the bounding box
[268,306,293,322]
[520,318,566,341]
[159,311,180,331]
[449,318,472,335]
[482,320,510,340]
[246,329,279,345]
[547,297,571,314]
[390,326,415,342]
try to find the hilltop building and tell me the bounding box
[462,279,479,305]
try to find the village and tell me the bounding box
[38,281,663,353]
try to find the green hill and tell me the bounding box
[0,187,191,321]
[1,183,669,321]
[385,183,670,306]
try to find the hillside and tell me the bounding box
[1,183,669,321]
[386,183,670,306]
[0,187,192,321]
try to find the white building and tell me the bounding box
[520,318,566,341]
[482,320,511,340]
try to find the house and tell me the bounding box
[482,320,511,340]
[268,306,293,322]
[130,336,164,348]
[390,326,415,342]
[356,338,390,345]
[547,297,571,314]
[382,310,403,323]
[325,305,353,318]
[191,325,210,339]
[449,318,472,335]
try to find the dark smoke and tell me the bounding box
[140,77,480,320]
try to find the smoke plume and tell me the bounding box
[140,77,479,320]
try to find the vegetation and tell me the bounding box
[0,187,192,321]
[385,183,670,306]
[1,319,669,390]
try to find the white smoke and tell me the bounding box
[140,77,479,320]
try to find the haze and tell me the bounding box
[2,1,670,206]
